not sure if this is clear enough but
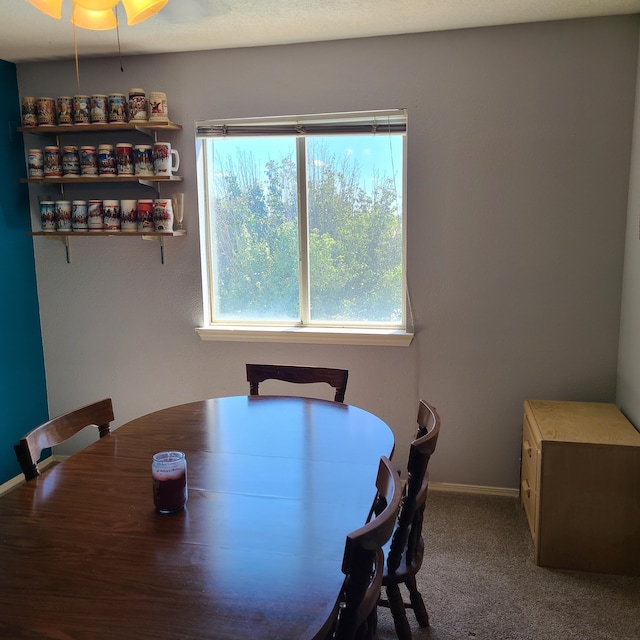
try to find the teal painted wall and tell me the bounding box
[0,59,48,484]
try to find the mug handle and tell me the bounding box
[171,149,180,173]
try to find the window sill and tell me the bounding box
[195,325,413,346]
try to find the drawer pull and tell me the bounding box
[521,479,531,499]
[523,439,533,458]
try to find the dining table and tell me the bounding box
[0,395,395,639]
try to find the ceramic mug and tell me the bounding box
[27,148,44,178]
[74,95,90,124]
[98,144,117,176]
[137,199,154,231]
[120,199,138,231]
[80,145,98,176]
[37,97,55,126]
[72,200,88,230]
[128,88,147,121]
[116,143,134,176]
[108,93,127,123]
[43,145,62,178]
[91,94,108,124]
[134,144,154,176]
[54,200,72,231]
[88,200,104,231]
[62,145,80,177]
[39,200,56,231]
[56,96,73,125]
[148,91,168,122]
[102,199,121,231]
[153,142,179,177]
[153,198,174,231]
[21,96,38,127]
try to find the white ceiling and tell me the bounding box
[2,0,640,64]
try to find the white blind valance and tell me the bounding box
[196,109,407,138]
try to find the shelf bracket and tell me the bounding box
[142,234,166,264]
[137,179,160,196]
[38,234,72,263]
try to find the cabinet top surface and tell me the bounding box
[524,400,640,446]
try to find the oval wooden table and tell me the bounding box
[0,396,395,639]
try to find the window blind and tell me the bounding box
[196,109,407,138]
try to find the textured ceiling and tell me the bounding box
[1,0,639,64]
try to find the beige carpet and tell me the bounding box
[376,491,640,640]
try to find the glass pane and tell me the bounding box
[306,135,404,324]
[208,137,300,322]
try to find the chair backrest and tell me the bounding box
[334,456,402,639]
[14,398,114,481]
[246,363,349,403]
[386,399,440,574]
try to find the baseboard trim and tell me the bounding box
[0,457,57,496]
[430,481,519,498]
[1,465,519,499]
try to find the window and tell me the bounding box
[195,110,411,345]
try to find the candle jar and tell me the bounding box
[152,451,187,513]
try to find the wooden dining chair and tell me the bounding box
[378,399,441,640]
[246,363,349,403]
[327,456,402,640]
[13,398,114,481]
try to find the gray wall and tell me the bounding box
[618,33,640,427]
[16,15,637,489]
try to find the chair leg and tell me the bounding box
[405,575,429,627]
[385,582,412,640]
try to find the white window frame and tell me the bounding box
[195,110,413,346]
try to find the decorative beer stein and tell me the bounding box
[137,199,154,231]
[153,142,180,177]
[133,144,154,176]
[56,96,73,125]
[80,145,98,176]
[54,200,72,231]
[153,198,174,231]
[115,143,134,176]
[37,97,56,126]
[120,199,138,231]
[148,91,169,123]
[71,200,88,230]
[43,146,62,178]
[62,145,81,177]
[88,200,104,231]
[108,93,127,123]
[128,88,147,122]
[27,148,44,178]
[98,144,117,176]
[74,95,90,124]
[21,97,38,127]
[90,94,108,124]
[102,199,121,231]
[39,200,56,231]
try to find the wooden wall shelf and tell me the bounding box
[18,122,182,135]
[28,230,186,264]
[21,176,182,185]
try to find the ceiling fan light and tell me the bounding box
[121,0,168,26]
[73,0,119,10]
[26,0,64,19]
[71,4,118,30]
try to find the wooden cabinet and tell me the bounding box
[521,400,640,575]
